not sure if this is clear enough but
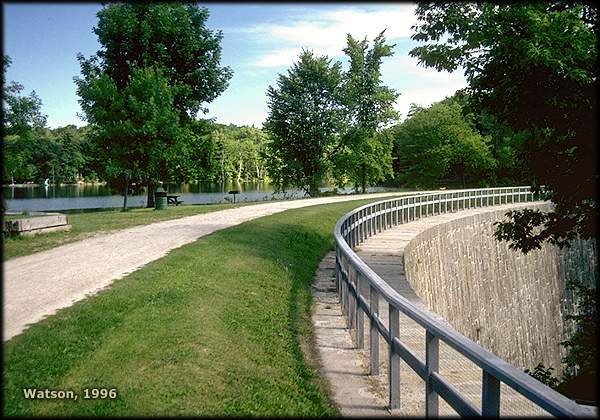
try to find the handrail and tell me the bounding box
[333,186,594,417]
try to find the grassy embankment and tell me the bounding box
[2,202,256,260]
[3,198,382,416]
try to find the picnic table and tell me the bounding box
[167,195,183,206]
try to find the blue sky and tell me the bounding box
[3,2,467,128]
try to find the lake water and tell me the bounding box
[2,182,389,212]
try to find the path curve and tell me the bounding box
[4,192,414,341]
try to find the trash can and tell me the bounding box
[154,186,167,210]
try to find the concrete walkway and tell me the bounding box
[4,192,413,342]
[312,252,390,417]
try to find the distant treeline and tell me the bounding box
[3,122,270,186]
[3,91,531,190]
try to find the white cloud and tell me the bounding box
[213,4,467,126]
[238,5,418,68]
[381,55,468,121]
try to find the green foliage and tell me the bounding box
[3,125,95,185]
[494,208,550,254]
[525,363,561,390]
[2,55,49,184]
[524,279,597,394]
[75,3,232,207]
[333,31,399,192]
[264,50,344,196]
[392,100,495,188]
[410,2,597,249]
[84,3,232,121]
[2,56,47,137]
[77,65,180,207]
[561,280,597,379]
[165,119,216,183]
[211,124,269,183]
[265,32,399,195]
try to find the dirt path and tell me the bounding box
[3,192,412,341]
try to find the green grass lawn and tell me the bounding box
[2,202,255,261]
[3,198,383,416]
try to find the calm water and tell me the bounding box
[2,182,385,212]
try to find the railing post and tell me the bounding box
[401,203,405,224]
[482,371,501,417]
[425,331,439,417]
[369,285,379,375]
[358,210,363,242]
[383,201,392,229]
[356,273,364,349]
[369,207,374,237]
[389,305,400,410]
[334,248,340,294]
[341,269,347,318]
[349,268,356,329]
[353,214,358,247]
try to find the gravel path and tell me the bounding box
[4,192,412,341]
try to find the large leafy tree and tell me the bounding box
[393,101,496,188]
[410,1,597,250]
[264,50,344,196]
[333,32,399,192]
[76,3,232,207]
[2,55,48,186]
[77,66,180,209]
[2,57,47,137]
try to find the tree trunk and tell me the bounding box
[122,174,129,211]
[361,164,367,193]
[146,179,155,208]
[236,160,243,182]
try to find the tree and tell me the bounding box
[264,50,344,196]
[410,2,597,250]
[210,125,268,183]
[76,3,232,206]
[333,31,399,192]
[2,57,48,137]
[77,66,180,210]
[392,101,496,188]
[165,119,217,184]
[2,55,48,186]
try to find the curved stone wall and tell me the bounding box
[403,203,597,376]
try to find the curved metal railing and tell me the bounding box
[333,186,593,417]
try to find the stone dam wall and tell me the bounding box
[403,203,597,376]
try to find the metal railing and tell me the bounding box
[333,186,593,417]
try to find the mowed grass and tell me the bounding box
[3,198,380,416]
[2,202,255,260]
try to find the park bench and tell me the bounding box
[167,195,183,206]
